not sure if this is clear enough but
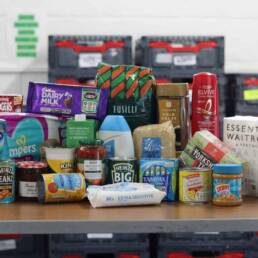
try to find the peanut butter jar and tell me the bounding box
[212,164,243,206]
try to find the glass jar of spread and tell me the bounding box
[16,161,48,201]
[75,139,106,186]
[156,83,190,156]
[212,164,243,206]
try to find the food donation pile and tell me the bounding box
[0,63,255,208]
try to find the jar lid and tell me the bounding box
[17,161,48,169]
[213,164,243,174]
[79,138,104,145]
[156,83,189,97]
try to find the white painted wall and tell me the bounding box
[0,0,258,100]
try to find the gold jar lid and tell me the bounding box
[156,83,188,97]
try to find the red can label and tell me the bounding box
[0,95,23,112]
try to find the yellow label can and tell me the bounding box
[179,168,212,203]
[38,173,86,203]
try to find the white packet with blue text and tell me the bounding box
[87,182,166,208]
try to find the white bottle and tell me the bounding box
[99,115,135,159]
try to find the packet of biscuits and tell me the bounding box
[0,95,23,112]
[26,82,109,120]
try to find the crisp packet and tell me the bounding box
[87,182,166,208]
[26,82,108,120]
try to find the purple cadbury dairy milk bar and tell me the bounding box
[26,82,109,120]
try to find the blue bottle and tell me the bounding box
[0,119,15,203]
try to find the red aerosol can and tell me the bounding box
[191,72,220,137]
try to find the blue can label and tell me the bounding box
[140,159,178,202]
[213,178,241,202]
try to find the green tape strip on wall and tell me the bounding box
[14,14,38,58]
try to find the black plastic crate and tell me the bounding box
[158,232,255,246]
[135,36,224,74]
[49,234,150,258]
[0,234,47,258]
[48,74,96,86]
[233,74,258,116]
[49,35,132,79]
[49,233,149,251]
[157,232,255,255]
[49,250,149,258]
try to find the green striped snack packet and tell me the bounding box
[96,63,155,131]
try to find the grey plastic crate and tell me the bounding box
[233,74,258,116]
[49,35,132,79]
[0,235,47,258]
[135,36,224,74]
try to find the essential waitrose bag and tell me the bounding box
[87,182,165,208]
[224,116,257,196]
[96,63,155,131]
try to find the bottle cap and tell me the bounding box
[193,72,217,87]
[79,139,104,146]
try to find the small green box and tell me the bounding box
[66,119,97,148]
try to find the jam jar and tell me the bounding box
[16,161,48,201]
[213,164,243,206]
[75,139,106,186]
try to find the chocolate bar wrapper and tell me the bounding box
[26,82,108,120]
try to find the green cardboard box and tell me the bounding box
[66,119,97,148]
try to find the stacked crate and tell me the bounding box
[157,232,256,258]
[48,233,150,258]
[48,35,133,85]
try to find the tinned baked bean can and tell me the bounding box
[0,119,16,203]
[107,158,137,184]
[38,173,86,203]
[179,168,212,203]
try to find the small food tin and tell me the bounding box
[213,164,243,206]
[0,160,16,203]
[107,157,137,184]
[0,119,16,203]
[179,168,212,203]
[16,161,48,201]
[38,173,86,203]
